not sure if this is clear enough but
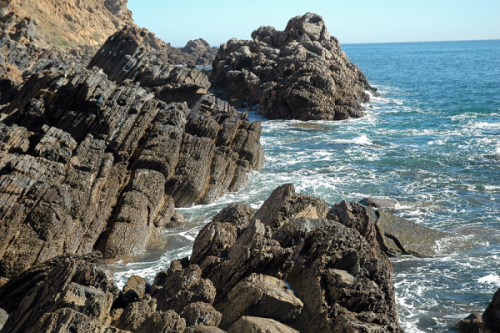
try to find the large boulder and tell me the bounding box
[211,13,377,120]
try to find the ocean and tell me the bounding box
[112,39,500,332]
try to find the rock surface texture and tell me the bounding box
[191,183,404,332]
[0,26,264,278]
[0,184,409,333]
[211,12,377,120]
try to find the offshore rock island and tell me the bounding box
[211,13,377,120]
[0,1,499,333]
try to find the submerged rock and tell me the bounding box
[211,12,377,120]
[333,199,451,257]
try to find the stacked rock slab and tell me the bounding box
[211,12,377,120]
[89,26,211,108]
[0,29,264,277]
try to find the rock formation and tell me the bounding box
[0,0,134,47]
[0,0,217,85]
[210,12,378,120]
[458,288,500,333]
[191,184,403,332]
[0,184,408,333]
[0,25,264,278]
[334,199,451,257]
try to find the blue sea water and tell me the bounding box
[112,40,500,332]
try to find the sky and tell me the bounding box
[127,0,500,47]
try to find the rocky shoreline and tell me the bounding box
[0,1,498,332]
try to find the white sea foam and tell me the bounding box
[478,274,500,286]
[333,134,374,146]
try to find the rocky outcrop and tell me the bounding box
[0,30,264,277]
[89,26,211,108]
[1,0,134,47]
[0,184,411,333]
[0,254,222,333]
[173,38,218,66]
[210,13,377,120]
[191,183,403,332]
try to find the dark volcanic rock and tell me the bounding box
[483,288,500,332]
[0,34,263,276]
[210,12,377,120]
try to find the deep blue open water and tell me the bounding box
[112,40,500,332]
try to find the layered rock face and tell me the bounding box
[211,13,377,120]
[0,184,407,333]
[0,26,263,278]
[89,26,211,107]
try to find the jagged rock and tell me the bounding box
[216,274,303,329]
[210,13,377,120]
[0,43,263,274]
[150,260,216,313]
[89,26,210,107]
[284,223,402,332]
[0,53,263,277]
[191,222,238,267]
[180,302,222,327]
[197,219,294,304]
[0,254,119,333]
[252,183,329,231]
[212,203,256,228]
[227,316,298,333]
[331,200,450,257]
[192,184,402,332]
[272,217,335,248]
[483,288,500,332]
[458,313,484,333]
[179,38,218,66]
[121,275,147,304]
[115,295,186,333]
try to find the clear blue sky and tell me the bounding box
[128,0,500,47]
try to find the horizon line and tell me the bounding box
[342,38,500,46]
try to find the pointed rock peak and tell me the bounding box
[285,12,330,42]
